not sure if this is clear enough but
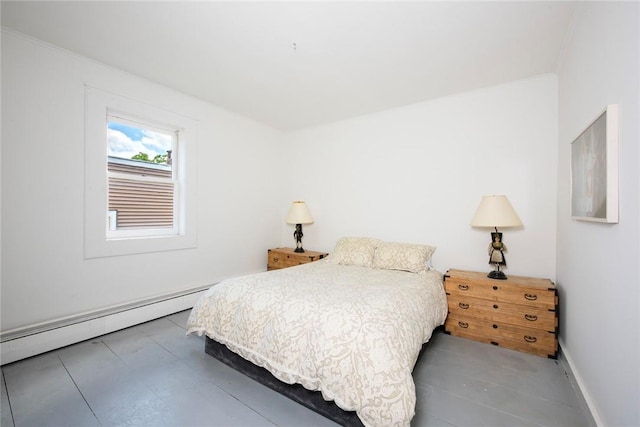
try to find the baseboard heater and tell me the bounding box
[0,284,211,365]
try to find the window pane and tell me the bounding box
[108,177,175,229]
[107,120,173,171]
[107,119,175,231]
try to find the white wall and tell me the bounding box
[1,31,285,332]
[281,75,558,280]
[556,3,639,426]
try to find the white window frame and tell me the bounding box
[84,86,197,258]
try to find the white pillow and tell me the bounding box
[327,237,382,267]
[372,242,436,273]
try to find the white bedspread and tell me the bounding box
[186,260,447,427]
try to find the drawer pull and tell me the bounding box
[492,285,498,290]
[458,303,469,309]
[524,314,538,322]
[524,335,537,343]
[458,284,469,291]
[458,321,469,328]
[492,324,498,329]
[493,304,499,309]
[524,293,538,301]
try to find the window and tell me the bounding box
[107,116,177,237]
[85,86,197,258]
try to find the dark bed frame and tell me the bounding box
[205,336,365,426]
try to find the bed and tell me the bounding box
[187,237,448,427]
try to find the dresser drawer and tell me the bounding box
[445,313,558,358]
[267,248,328,271]
[268,253,297,269]
[446,293,557,331]
[445,276,557,309]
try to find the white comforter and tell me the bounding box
[187,260,448,427]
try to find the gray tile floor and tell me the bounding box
[1,310,594,427]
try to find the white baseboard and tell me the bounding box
[0,286,210,365]
[558,337,603,427]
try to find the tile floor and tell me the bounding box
[1,310,595,426]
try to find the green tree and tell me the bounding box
[152,154,168,164]
[131,152,150,162]
[131,152,168,164]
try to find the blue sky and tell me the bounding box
[107,121,171,160]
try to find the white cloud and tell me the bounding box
[108,128,171,160]
[140,130,172,156]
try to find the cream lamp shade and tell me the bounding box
[286,201,314,225]
[470,195,522,228]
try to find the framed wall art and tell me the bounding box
[570,104,619,223]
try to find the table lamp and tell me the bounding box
[470,195,523,280]
[285,201,314,253]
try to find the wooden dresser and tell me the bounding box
[267,247,329,271]
[444,269,558,358]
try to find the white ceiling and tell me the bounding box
[1,1,579,131]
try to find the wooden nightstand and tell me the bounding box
[444,269,558,358]
[267,247,329,271]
